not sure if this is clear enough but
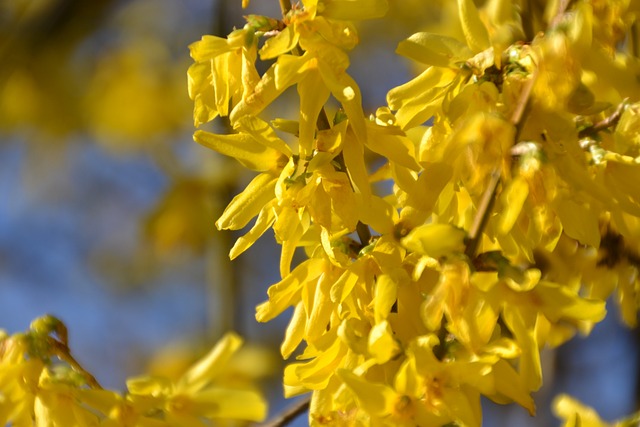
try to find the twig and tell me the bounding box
[49,339,103,389]
[631,21,639,58]
[549,0,574,28]
[464,71,537,259]
[279,0,293,16]
[259,396,311,427]
[578,100,627,139]
[465,169,501,258]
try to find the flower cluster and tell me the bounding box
[0,315,266,426]
[189,0,640,425]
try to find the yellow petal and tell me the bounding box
[187,62,218,126]
[491,359,535,414]
[368,320,400,364]
[497,175,529,234]
[396,32,472,67]
[179,332,243,390]
[188,35,231,61]
[216,172,277,230]
[357,195,396,235]
[457,0,491,53]
[285,337,346,390]
[387,67,457,129]
[401,223,466,258]
[373,274,398,324]
[192,388,267,421]
[337,370,395,416]
[317,61,366,143]
[256,258,325,322]
[330,260,363,302]
[305,272,335,341]
[259,26,299,60]
[229,201,277,259]
[342,129,371,198]
[406,162,453,213]
[274,54,310,90]
[235,116,292,157]
[281,302,307,358]
[555,199,600,248]
[365,122,420,170]
[230,66,291,123]
[553,394,608,427]
[298,69,331,156]
[193,130,283,171]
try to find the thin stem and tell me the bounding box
[260,396,311,427]
[357,221,372,246]
[631,21,639,58]
[464,71,537,259]
[317,108,332,131]
[465,0,574,259]
[50,339,103,389]
[578,100,627,139]
[279,0,293,16]
[549,0,574,28]
[465,170,501,259]
[521,0,535,42]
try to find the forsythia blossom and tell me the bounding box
[0,317,267,426]
[187,0,640,425]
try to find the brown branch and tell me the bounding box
[465,0,578,259]
[578,100,627,139]
[465,169,501,259]
[631,21,640,58]
[464,71,537,259]
[259,396,311,427]
[549,0,575,28]
[279,0,293,16]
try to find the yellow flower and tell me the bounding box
[553,394,611,427]
[126,332,267,424]
[0,335,45,426]
[338,334,529,427]
[34,368,100,427]
[188,27,260,126]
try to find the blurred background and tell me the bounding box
[0,0,637,425]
